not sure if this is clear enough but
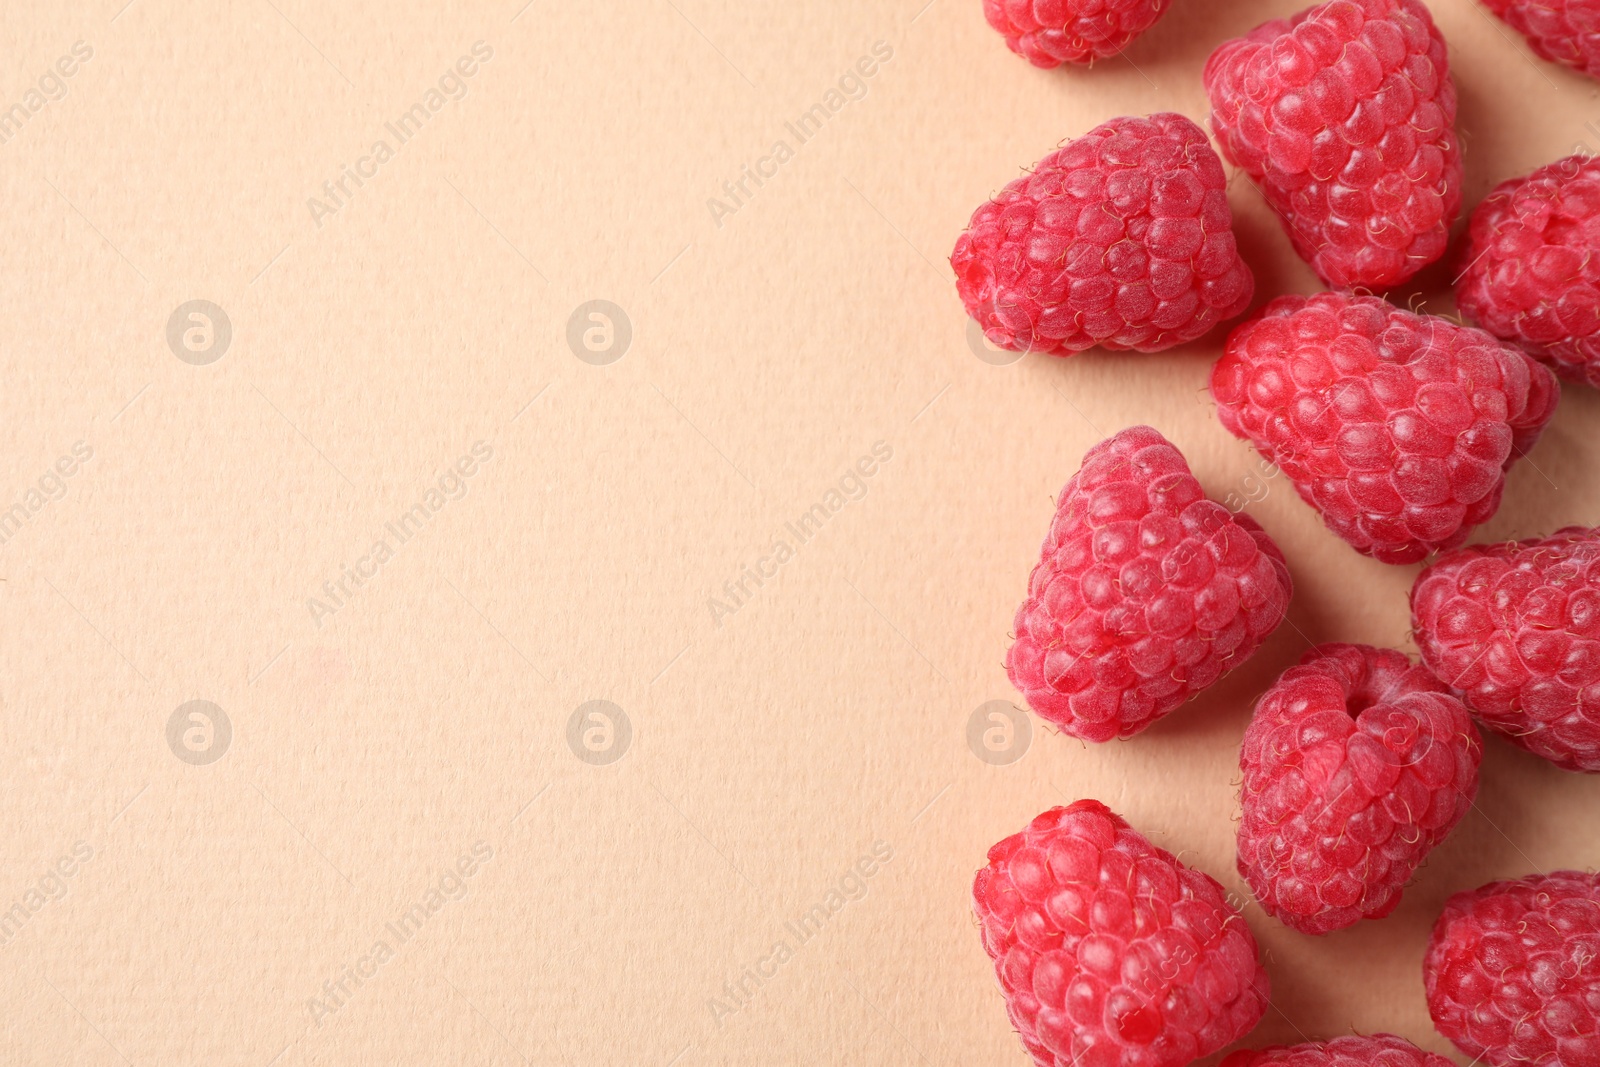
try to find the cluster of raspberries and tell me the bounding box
[959,3,1600,1067]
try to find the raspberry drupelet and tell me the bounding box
[1223,1035,1457,1067]
[1204,0,1463,290]
[1456,152,1600,389]
[1425,870,1600,1067]
[1006,426,1293,742]
[974,800,1271,1067]
[1211,293,1560,565]
[1412,526,1600,772]
[1237,643,1481,935]
[1482,0,1600,81]
[982,0,1172,68]
[952,113,1255,356]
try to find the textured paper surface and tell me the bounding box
[3,0,1599,1063]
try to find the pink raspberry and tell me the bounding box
[982,0,1171,68]
[1424,871,1600,1067]
[1006,426,1292,742]
[1204,0,1464,290]
[1211,293,1560,565]
[1482,0,1600,80]
[1411,526,1600,772]
[1222,1034,1456,1067]
[1456,153,1600,389]
[1237,643,1481,935]
[973,800,1270,1067]
[951,113,1255,356]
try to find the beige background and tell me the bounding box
[2,0,1599,1063]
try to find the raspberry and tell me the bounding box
[1411,526,1600,772]
[1424,871,1600,1067]
[1236,643,1481,935]
[1212,293,1560,565]
[1482,0,1600,80]
[973,800,1270,1067]
[951,113,1255,356]
[1006,426,1292,741]
[1456,153,1600,389]
[1222,1034,1456,1067]
[983,0,1171,68]
[1204,0,1464,290]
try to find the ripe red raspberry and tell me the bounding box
[952,113,1255,356]
[1222,1034,1456,1067]
[1006,426,1292,742]
[983,0,1171,68]
[1204,0,1464,290]
[1424,871,1600,1067]
[1411,526,1600,772]
[973,800,1270,1067]
[1212,293,1560,565]
[1456,153,1600,389]
[1237,643,1481,935]
[1482,0,1600,80]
